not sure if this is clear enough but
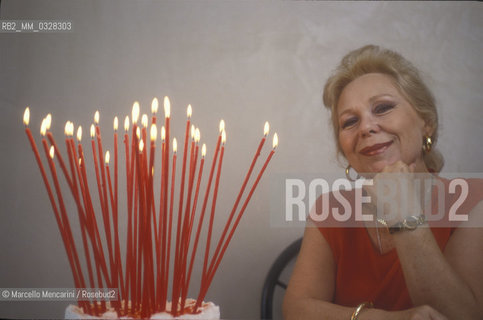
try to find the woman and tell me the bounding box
[283,45,483,320]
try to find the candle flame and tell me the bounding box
[202,144,206,158]
[132,101,140,124]
[49,146,55,159]
[221,130,226,145]
[187,104,192,118]
[45,114,52,131]
[65,121,74,137]
[264,121,270,136]
[77,126,82,142]
[40,119,47,136]
[151,97,159,114]
[161,126,166,141]
[105,151,110,164]
[173,138,178,153]
[79,158,82,166]
[273,133,278,149]
[195,128,200,143]
[124,116,130,132]
[90,124,95,139]
[150,124,157,142]
[114,117,119,131]
[142,114,148,128]
[64,121,70,136]
[23,107,30,126]
[191,124,195,139]
[164,96,171,118]
[94,111,100,124]
[136,127,141,139]
[139,139,144,152]
[219,119,225,133]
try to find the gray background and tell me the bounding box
[0,1,482,319]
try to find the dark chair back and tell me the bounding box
[260,237,302,319]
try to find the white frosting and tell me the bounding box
[65,300,220,319]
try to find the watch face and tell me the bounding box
[403,216,419,229]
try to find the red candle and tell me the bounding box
[44,143,89,312]
[148,124,158,244]
[134,139,147,314]
[179,131,199,311]
[196,121,223,297]
[65,123,99,310]
[93,115,116,296]
[78,130,110,312]
[148,124,158,307]
[172,104,190,315]
[105,151,121,311]
[75,126,106,315]
[197,133,278,306]
[163,98,171,264]
[123,115,132,315]
[199,128,226,305]
[24,110,85,310]
[131,102,140,309]
[182,143,205,304]
[207,122,269,276]
[157,126,166,310]
[113,117,125,302]
[164,138,177,310]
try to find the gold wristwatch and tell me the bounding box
[378,215,426,234]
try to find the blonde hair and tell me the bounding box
[323,45,444,172]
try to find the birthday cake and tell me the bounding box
[65,299,220,319]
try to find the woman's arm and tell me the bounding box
[392,199,483,320]
[282,222,391,320]
[364,161,483,319]
[283,222,447,320]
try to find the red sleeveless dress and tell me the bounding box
[314,177,483,310]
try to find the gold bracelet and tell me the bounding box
[350,301,373,320]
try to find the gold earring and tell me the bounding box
[423,136,432,152]
[345,165,360,182]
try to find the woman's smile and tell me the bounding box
[359,140,393,156]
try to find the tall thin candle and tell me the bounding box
[196,121,223,296]
[208,122,269,276]
[200,129,226,299]
[104,150,121,310]
[171,103,190,315]
[44,143,89,312]
[164,137,177,310]
[123,116,132,315]
[65,122,98,308]
[94,113,117,296]
[157,126,167,310]
[24,110,84,310]
[113,117,125,301]
[198,133,278,306]
[182,142,205,303]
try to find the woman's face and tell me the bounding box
[337,73,430,175]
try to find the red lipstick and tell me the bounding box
[359,141,393,156]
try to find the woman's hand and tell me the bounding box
[362,160,426,226]
[389,305,449,320]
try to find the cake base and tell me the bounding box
[65,299,220,319]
